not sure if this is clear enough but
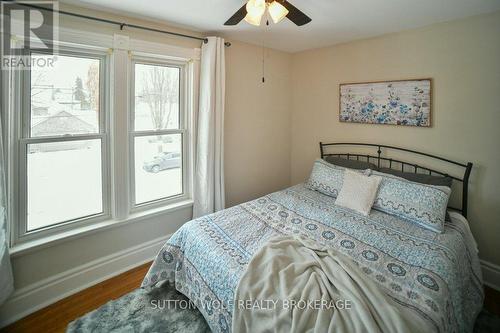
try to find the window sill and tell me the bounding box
[9,199,194,258]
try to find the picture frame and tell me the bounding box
[339,78,432,127]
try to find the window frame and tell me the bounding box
[3,31,199,251]
[11,44,112,244]
[129,55,191,211]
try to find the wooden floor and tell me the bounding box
[2,262,500,333]
[1,262,151,333]
[485,286,500,316]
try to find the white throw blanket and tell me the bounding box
[232,236,430,333]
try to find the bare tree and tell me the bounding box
[139,66,179,153]
[140,66,179,130]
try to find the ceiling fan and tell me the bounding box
[224,0,311,27]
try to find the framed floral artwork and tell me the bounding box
[339,79,432,127]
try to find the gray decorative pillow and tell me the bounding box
[377,168,453,188]
[324,156,377,171]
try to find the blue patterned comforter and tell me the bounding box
[142,184,483,333]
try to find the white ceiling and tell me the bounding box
[63,0,500,53]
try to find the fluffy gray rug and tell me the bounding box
[67,282,210,333]
[68,283,500,333]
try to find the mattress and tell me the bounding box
[142,184,483,333]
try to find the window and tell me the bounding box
[131,60,187,207]
[5,37,195,247]
[13,48,110,240]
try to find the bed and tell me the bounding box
[142,143,483,333]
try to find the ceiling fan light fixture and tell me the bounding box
[244,13,263,26]
[224,0,311,27]
[244,0,266,26]
[268,1,289,24]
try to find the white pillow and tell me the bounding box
[335,170,382,216]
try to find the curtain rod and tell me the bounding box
[19,3,231,47]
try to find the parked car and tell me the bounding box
[143,152,181,173]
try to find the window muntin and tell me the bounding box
[131,60,185,207]
[19,50,108,235]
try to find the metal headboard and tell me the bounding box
[319,142,473,218]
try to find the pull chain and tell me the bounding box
[262,19,269,84]
[262,44,265,83]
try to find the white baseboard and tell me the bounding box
[0,234,171,328]
[481,259,500,292]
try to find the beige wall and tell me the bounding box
[225,41,292,207]
[291,11,500,266]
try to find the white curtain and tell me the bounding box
[0,113,13,305]
[193,37,226,218]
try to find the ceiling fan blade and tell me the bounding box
[224,4,247,25]
[282,1,312,26]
